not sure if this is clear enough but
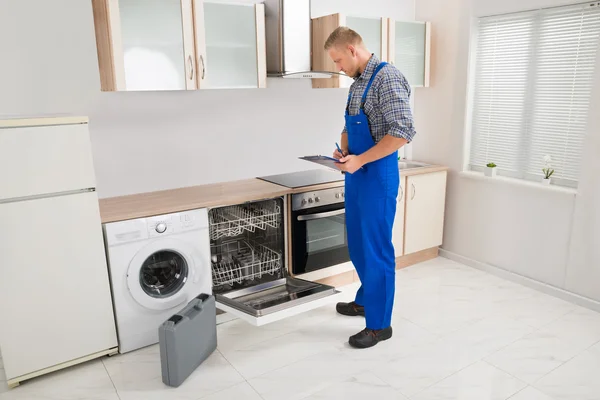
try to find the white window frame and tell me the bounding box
[463,1,600,189]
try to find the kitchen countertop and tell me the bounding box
[99,178,291,223]
[99,164,449,223]
[283,164,449,194]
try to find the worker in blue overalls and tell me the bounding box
[326,27,417,348]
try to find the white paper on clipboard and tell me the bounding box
[299,155,344,172]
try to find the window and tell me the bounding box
[468,2,600,187]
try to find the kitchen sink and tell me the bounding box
[397,160,432,169]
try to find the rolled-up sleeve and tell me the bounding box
[377,72,416,143]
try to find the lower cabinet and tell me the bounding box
[403,171,448,255]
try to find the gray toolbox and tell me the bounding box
[159,293,217,387]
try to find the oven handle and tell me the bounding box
[297,209,345,221]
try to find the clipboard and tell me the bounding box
[299,155,344,172]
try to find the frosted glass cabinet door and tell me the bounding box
[389,20,431,87]
[346,17,386,60]
[201,2,266,89]
[119,0,187,90]
[92,0,196,91]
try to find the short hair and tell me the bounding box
[324,26,364,50]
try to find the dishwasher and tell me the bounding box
[208,196,341,326]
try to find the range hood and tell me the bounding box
[264,0,339,79]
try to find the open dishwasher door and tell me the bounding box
[208,197,342,326]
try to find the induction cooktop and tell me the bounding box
[258,169,344,189]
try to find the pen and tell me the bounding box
[336,142,344,157]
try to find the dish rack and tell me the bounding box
[211,239,282,286]
[209,199,281,240]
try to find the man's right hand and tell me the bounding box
[333,149,347,160]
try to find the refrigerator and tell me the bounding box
[0,117,118,388]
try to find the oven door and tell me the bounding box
[292,202,350,275]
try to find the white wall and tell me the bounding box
[0,0,414,199]
[414,0,600,299]
[565,40,600,301]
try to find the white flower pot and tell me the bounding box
[484,167,496,177]
[542,178,551,185]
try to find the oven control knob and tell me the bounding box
[308,198,314,203]
[341,192,345,197]
[155,222,167,233]
[335,193,340,199]
[315,197,320,203]
[301,199,307,206]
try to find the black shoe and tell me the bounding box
[336,301,365,317]
[348,327,393,349]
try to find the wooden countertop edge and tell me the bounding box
[99,178,291,224]
[99,165,449,224]
[0,116,88,128]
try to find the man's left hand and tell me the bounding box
[337,155,364,174]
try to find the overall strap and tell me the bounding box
[345,90,352,114]
[361,61,387,109]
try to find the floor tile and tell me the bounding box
[411,361,527,400]
[489,294,577,329]
[485,329,589,384]
[372,338,482,397]
[247,348,365,400]
[102,345,244,400]
[538,307,600,349]
[295,313,439,365]
[200,382,262,400]
[396,299,488,336]
[300,371,409,400]
[0,366,7,395]
[508,386,557,400]
[440,316,535,360]
[221,329,338,380]
[0,360,118,400]
[533,341,600,400]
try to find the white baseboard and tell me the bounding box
[439,248,600,314]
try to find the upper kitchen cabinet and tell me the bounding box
[91,0,266,91]
[311,13,388,89]
[388,20,431,88]
[91,0,196,91]
[203,2,266,89]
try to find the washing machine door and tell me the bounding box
[127,238,198,311]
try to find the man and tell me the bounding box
[326,27,416,348]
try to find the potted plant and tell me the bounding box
[484,162,497,177]
[542,155,554,185]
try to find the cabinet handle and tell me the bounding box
[188,55,194,81]
[411,183,416,200]
[399,186,404,202]
[199,55,205,80]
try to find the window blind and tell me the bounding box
[469,2,600,186]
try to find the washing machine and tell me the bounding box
[103,208,212,353]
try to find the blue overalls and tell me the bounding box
[344,61,399,330]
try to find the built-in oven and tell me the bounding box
[291,186,350,275]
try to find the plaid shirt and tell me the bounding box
[342,55,416,143]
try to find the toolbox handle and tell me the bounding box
[168,293,211,324]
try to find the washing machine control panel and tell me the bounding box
[146,211,205,237]
[104,209,209,245]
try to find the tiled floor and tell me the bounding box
[2,257,600,399]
